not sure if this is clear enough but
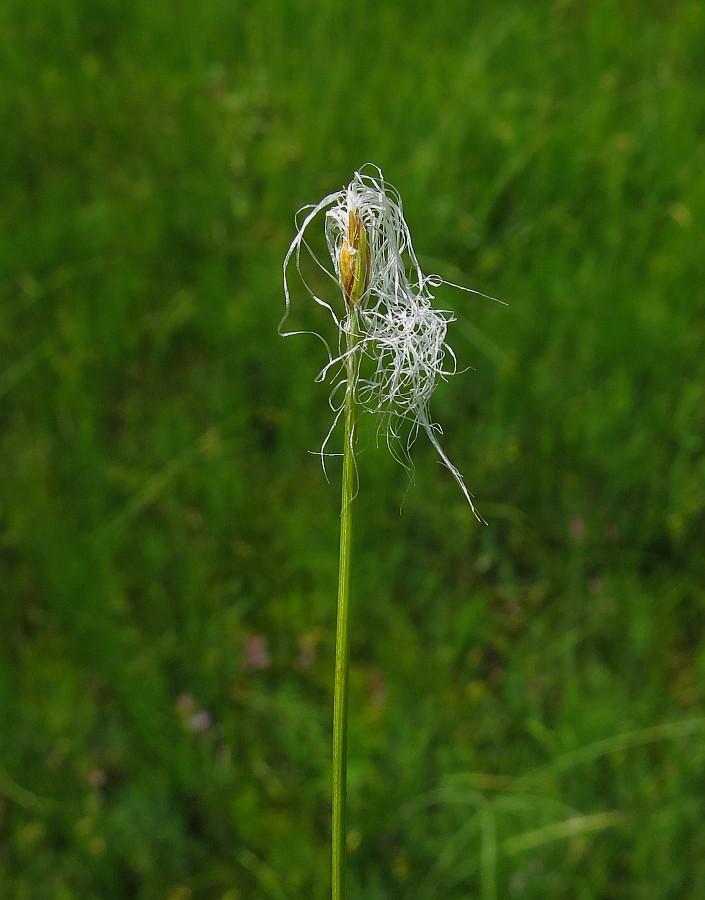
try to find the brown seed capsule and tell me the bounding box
[340,208,370,306]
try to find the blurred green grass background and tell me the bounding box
[2,0,705,897]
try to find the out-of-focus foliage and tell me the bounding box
[1,0,705,897]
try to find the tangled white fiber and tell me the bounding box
[282,164,490,521]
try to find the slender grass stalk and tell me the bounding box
[332,308,359,900]
[282,168,491,899]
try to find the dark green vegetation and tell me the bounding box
[2,1,705,897]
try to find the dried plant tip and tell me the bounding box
[340,208,370,307]
[281,164,501,521]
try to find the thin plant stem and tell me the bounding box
[332,308,359,900]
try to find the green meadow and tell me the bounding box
[2,0,705,896]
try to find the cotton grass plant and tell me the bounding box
[282,165,496,898]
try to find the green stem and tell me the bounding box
[332,310,359,900]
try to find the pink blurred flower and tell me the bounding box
[176,693,213,732]
[187,710,214,732]
[87,768,107,788]
[244,636,270,671]
[176,692,195,713]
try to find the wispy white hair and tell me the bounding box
[282,164,494,521]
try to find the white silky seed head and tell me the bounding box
[282,164,488,521]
